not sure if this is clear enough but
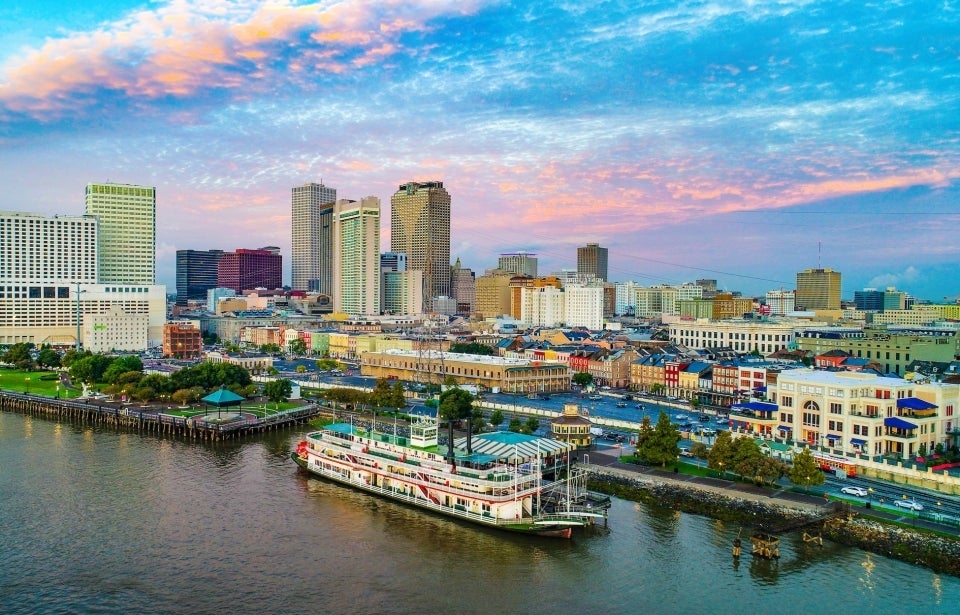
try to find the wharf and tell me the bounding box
[0,391,324,440]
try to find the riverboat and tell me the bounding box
[291,415,607,538]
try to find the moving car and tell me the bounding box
[894,499,924,511]
[840,486,869,497]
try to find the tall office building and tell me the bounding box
[333,197,380,315]
[175,249,223,304]
[84,182,156,284]
[450,257,476,315]
[577,243,608,282]
[291,182,337,293]
[498,252,538,277]
[390,181,451,311]
[796,268,842,310]
[217,247,282,293]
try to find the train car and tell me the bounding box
[810,450,857,477]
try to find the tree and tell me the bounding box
[524,416,540,434]
[288,338,307,356]
[2,343,36,371]
[449,342,494,355]
[172,387,202,406]
[490,409,504,428]
[789,448,825,493]
[636,411,680,467]
[36,345,61,369]
[261,343,282,355]
[438,387,475,459]
[264,379,293,408]
[572,372,593,388]
[389,382,407,409]
[508,417,523,433]
[689,441,709,459]
[730,437,764,481]
[369,378,395,409]
[650,383,666,396]
[316,358,341,371]
[707,430,735,478]
[755,456,788,486]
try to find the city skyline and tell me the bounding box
[0,1,958,300]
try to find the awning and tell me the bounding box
[825,434,841,440]
[850,438,867,446]
[753,386,767,393]
[777,425,792,432]
[884,416,918,430]
[732,401,779,412]
[897,397,937,411]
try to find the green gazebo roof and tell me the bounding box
[202,386,244,406]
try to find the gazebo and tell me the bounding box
[201,386,245,420]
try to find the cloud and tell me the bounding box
[867,266,922,290]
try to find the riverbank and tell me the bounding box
[586,467,960,576]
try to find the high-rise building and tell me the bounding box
[564,284,605,330]
[383,270,423,315]
[577,243,608,282]
[854,287,906,312]
[498,252,538,277]
[0,211,165,349]
[217,247,282,293]
[390,181,451,311]
[450,257,476,315]
[765,289,796,315]
[474,269,512,319]
[291,182,337,293]
[333,197,380,315]
[796,268,842,310]
[84,182,156,284]
[175,249,223,304]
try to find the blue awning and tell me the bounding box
[884,416,918,430]
[753,385,767,392]
[825,434,841,440]
[897,397,937,410]
[850,438,867,446]
[777,425,792,432]
[731,401,779,412]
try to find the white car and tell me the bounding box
[894,499,924,511]
[840,486,869,497]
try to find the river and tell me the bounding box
[1,411,956,615]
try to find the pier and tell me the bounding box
[0,391,325,440]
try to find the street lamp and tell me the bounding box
[867,487,873,509]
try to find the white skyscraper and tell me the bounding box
[564,284,605,330]
[333,197,381,315]
[291,182,337,292]
[84,182,156,284]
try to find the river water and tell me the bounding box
[1,411,957,615]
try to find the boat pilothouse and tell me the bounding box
[293,414,609,537]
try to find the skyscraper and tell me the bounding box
[333,197,381,315]
[577,243,608,282]
[450,257,476,315]
[217,247,282,293]
[84,182,156,284]
[291,182,337,293]
[175,249,223,304]
[390,181,451,311]
[796,268,842,310]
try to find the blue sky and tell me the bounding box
[0,0,957,301]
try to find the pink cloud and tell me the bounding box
[0,0,485,121]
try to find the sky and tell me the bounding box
[0,0,958,302]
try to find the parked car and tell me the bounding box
[679,447,693,457]
[894,499,924,511]
[840,486,869,497]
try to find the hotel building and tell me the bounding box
[291,182,337,293]
[333,197,381,315]
[84,182,156,284]
[390,181,451,311]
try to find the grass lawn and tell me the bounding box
[0,368,80,398]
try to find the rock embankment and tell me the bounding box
[588,469,960,577]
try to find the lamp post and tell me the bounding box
[867,487,873,509]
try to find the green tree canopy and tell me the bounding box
[524,416,540,434]
[288,338,307,356]
[438,387,475,459]
[730,437,764,481]
[264,379,293,407]
[36,345,61,369]
[449,342,494,355]
[707,430,735,478]
[636,410,680,467]
[572,372,593,387]
[788,448,825,492]
[490,409,504,428]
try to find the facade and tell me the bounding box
[765,289,796,315]
[854,287,907,312]
[551,403,593,449]
[669,319,799,356]
[712,293,754,320]
[390,181,451,311]
[383,270,424,316]
[520,286,565,327]
[576,243,608,281]
[291,182,337,293]
[764,369,958,459]
[795,328,960,376]
[381,251,407,314]
[796,268,842,310]
[474,269,513,319]
[217,247,282,293]
[498,252,538,277]
[635,285,679,317]
[176,249,223,304]
[614,281,638,316]
[163,321,203,359]
[564,284,604,330]
[333,197,381,315]
[361,349,571,393]
[449,258,476,315]
[84,182,156,284]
